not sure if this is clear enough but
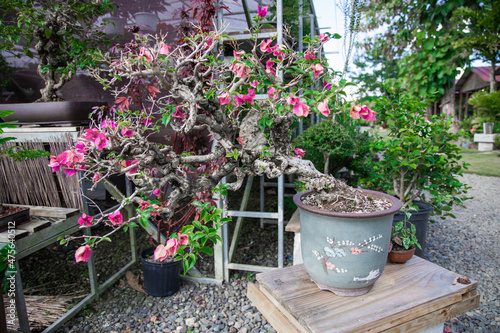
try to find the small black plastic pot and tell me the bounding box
[141,247,181,297]
[393,201,433,258]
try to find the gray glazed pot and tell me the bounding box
[294,189,402,296]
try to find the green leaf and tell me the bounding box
[200,247,213,256]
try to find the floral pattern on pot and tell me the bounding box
[313,234,385,277]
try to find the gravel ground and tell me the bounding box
[16,173,499,333]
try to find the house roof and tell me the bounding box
[455,66,500,93]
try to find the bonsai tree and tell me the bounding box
[293,112,376,185]
[50,10,381,271]
[0,0,113,102]
[360,89,470,219]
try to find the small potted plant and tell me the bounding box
[360,88,470,257]
[387,210,421,264]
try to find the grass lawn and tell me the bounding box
[460,150,500,177]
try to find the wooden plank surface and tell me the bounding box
[3,204,79,219]
[285,209,300,233]
[247,283,302,333]
[0,229,29,242]
[255,257,478,333]
[16,219,52,233]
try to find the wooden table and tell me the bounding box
[247,257,479,333]
[0,205,136,333]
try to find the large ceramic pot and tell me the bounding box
[141,247,181,297]
[293,190,402,297]
[392,201,433,258]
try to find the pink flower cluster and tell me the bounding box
[153,234,189,261]
[294,148,306,159]
[286,93,310,117]
[48,149,85,177]
[350,105,377,121]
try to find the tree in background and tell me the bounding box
[452,0,500,93]
[352,0,475,111]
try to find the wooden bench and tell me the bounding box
[247,256,479,333]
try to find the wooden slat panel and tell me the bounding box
[255,257,478,333]
[0,229,29,242]
[3,204,79,219]
[247,283,302,333]
[16,219,52,233]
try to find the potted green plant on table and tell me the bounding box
[0,0,113,123]
[387,210,421,264]
[360,89,470,258]
[51,9,403,297]
[468,90,500,134]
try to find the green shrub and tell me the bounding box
[359,90,470,220]
[292,115,375,185]
[468,90,500,123]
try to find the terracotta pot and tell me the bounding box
[293,189,402,297]
[388,247,416,264]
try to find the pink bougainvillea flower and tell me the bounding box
[92,173,102,182]
[65,168,79,177]
[350,104,361,119]
[249,80,259,88]
[165,238,180,256]
[172,106,186,119]
[48,156,61,172]
[318,99,330,116]
[266,59,275,75]
[78,213,93,227]
[243,88,256,104]
[294,148,305,159]
[140,201,151,211]
[121,127,134,138]
[158,42,171,55]
[359,105,377,121]
[470,128,476,134]
[108,210,123,225]
[229,62,251,78]
[257,5,268,17]
[124,159,139,174]
[139,46,153,64]
[323,80,332,90]
[267,87,278,99]
[75,245,92,263]
[310,64,324,78]
[153,189,161,198]
[154,244,168,261]
[75,141,87,153]
[304,52,316,61]
[259,39,273,53]
[286,93,300,106]
[218,91,231,105]
[101,120,117,129]
[319,33,329,42]
[177,233,189,245]
[233,50,245,60]
[272,45,285,60]
[293,101,310,117]
[83,128,99,141]
[95,133,108,150]
[234,94,246,105]
[142,118,153,126]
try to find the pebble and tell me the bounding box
[56,174,498,333]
